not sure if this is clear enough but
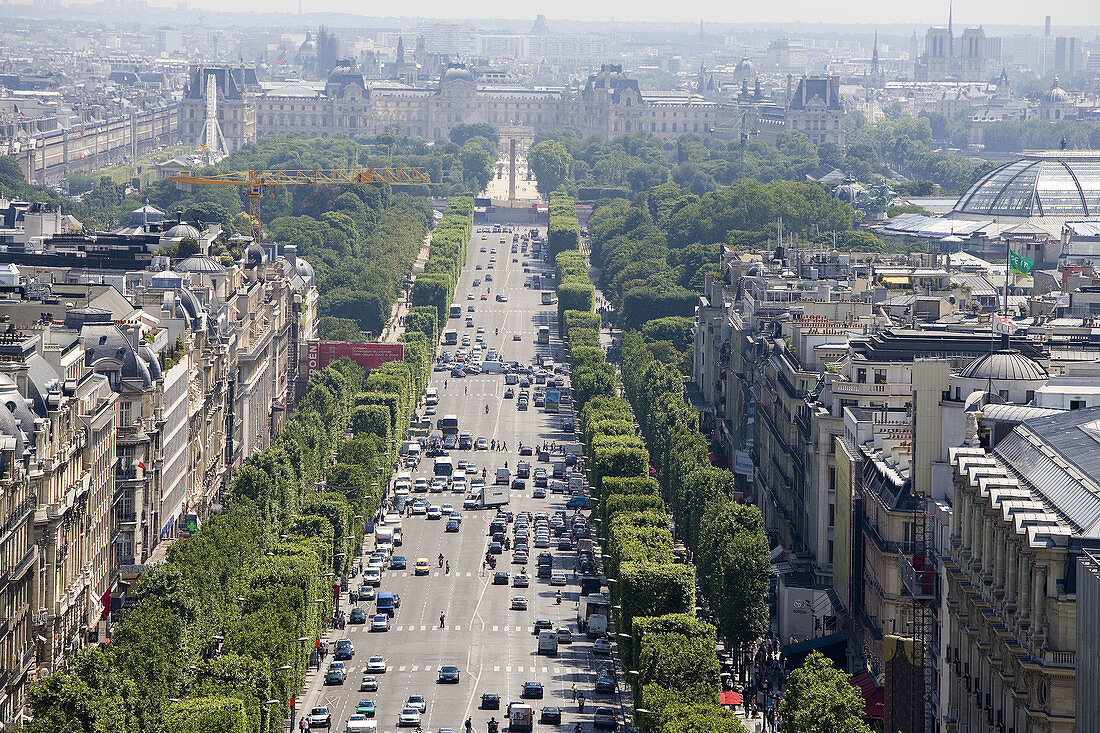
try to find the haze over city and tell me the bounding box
[4,1,1100,732]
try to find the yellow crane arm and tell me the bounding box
[168,167,431,244]
[170,168,431,187]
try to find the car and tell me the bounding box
[349,607,368,624]
[533,487,546,499]
[481,294,488,300]
[513,333,522,340]
[397,707,422,728]
[533,468,548,487]
[513,550,529,564]
[495,294,508,302]
[411,501,428,515]
[390,555,407,570]
[345,715,374,732]
[363,567,382,587]
[356,699,376,717]
[493,571,510,585]
[511,596,528,610]
[467,304,476,312]
[446,519,460,532]
[534,534,550,548]
[522,681,544,699]
[594,637,612,655]
[473,278,482,286]
[310,706,332,728]
[549,572,567,586]
[324,663,346,685]
[596,670,617,693]
[504,388,515,399]
[540,706,562,724]
[556,628,573,644]
[537,564,552,578]
[480,693,501,710]
[513,573,529,588]
[334,639,355,660]
[357,585,376,603]
[475,264,483,270]
[593,706,618,728]
[450,511,463,524]
[517,400,528,411]
[360,674,379,691]
[488,540,503,554]
[371,614,391,632]
[476,437,489,450]
[427,506,442,520]
[557,537,573,551]
[533,619,553,632]
[438,665,461,683]
[406,695,427,713]
[511,478,526,490]
[414,558,430,575]
[366,656,387,673]
[466,293,474,300]
[485,273,493,282]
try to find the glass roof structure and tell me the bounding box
[954,151,1100,218]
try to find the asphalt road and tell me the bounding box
[296,221,623,733]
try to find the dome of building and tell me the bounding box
[958,349,1048,382]
[734,58,756,82]
[176,254,225,273]
[295,257,315,287]
[165,222,202,239]
[953,150,1100,219]
[1044,76,1070,104]
[441,64,475,84]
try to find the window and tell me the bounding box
[119,401,131,427]
[828,503,835,527]
[874,369,887,385]
[1070,399,1087,410]
[856,368,867,384]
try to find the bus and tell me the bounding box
[434,457,454,478]
[443,330,458,345]
[537,326,550,344]
[449,304,462,319]
[440,414,460,435]
[541,291,553,305]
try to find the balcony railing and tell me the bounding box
[116,512,138,524]
[20,645,35,671]
[899,552,935,600]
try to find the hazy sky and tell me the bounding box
[187,0,1100,28]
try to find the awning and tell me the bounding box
[850,671,885,719]
[781,631,849,670]
[718,691,743,706]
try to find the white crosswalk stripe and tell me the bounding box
[412,665,419,672]
[399,665,407,672]
[494,666,501,672]
[420,625,427,631]
[492,625,499,632]
[396,626,404,632]
[454,625,461,631]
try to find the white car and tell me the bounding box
[467,293,475,300]
[397,707,422,727]
[366,655,387,673]
[414,477,429,492]
[550,572,567,586]
[309,707,331,728]
[425,405,437,416]
[363,567,382,587]
[360,673,379,691]
[405,695,427,713]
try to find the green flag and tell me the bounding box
[1009,249,1033,276]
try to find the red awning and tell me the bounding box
[718,691,743,706]
[849,672,885,719]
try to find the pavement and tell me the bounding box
[295,222,628,733]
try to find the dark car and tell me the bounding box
[537,564,552,578]
[595,671,617,694]
[516,461,531,478]
[390,555,407,570]
[511,479,526,490]
[446,519,460,532]
[334,639,355,660]
[557,537,573,551]
[537,552,553,567]
[533,469,548,487]
[349,607,367,624]
[522,681,544,699]
[480,693,500,710]
[540,706,562,724]
[489,541,503,554]
[437,665,461,683]
[450,367,465,378]
[517,400,528,411]
[533,619,552,632]
[493,571,510,585]
[519,444,534,456]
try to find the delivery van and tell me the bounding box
[538,630,558,656]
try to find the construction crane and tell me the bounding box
[170,168,432,244]
[710,111,759,168]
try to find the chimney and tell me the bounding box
[284,244,297,269]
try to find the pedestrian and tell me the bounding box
[571,683,577,701]
[502,441,507,451]
[440,611,446,629]
[445,560,450,574]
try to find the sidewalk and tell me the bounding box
[380,228,433,343]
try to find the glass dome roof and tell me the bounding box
[954,151,1100,218]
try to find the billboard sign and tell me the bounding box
[305,341,405,379]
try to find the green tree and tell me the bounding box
[459,141,494,193]
[779,652,872,733]
[449,123,499,149]
[528,140,573,195]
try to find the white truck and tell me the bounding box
[479,486,509,508]
[508,702,534,732]
[578,593,612,638]
[374,526,395,553]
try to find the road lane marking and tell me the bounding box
[399,665,407,672]
[494,666,501,672]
